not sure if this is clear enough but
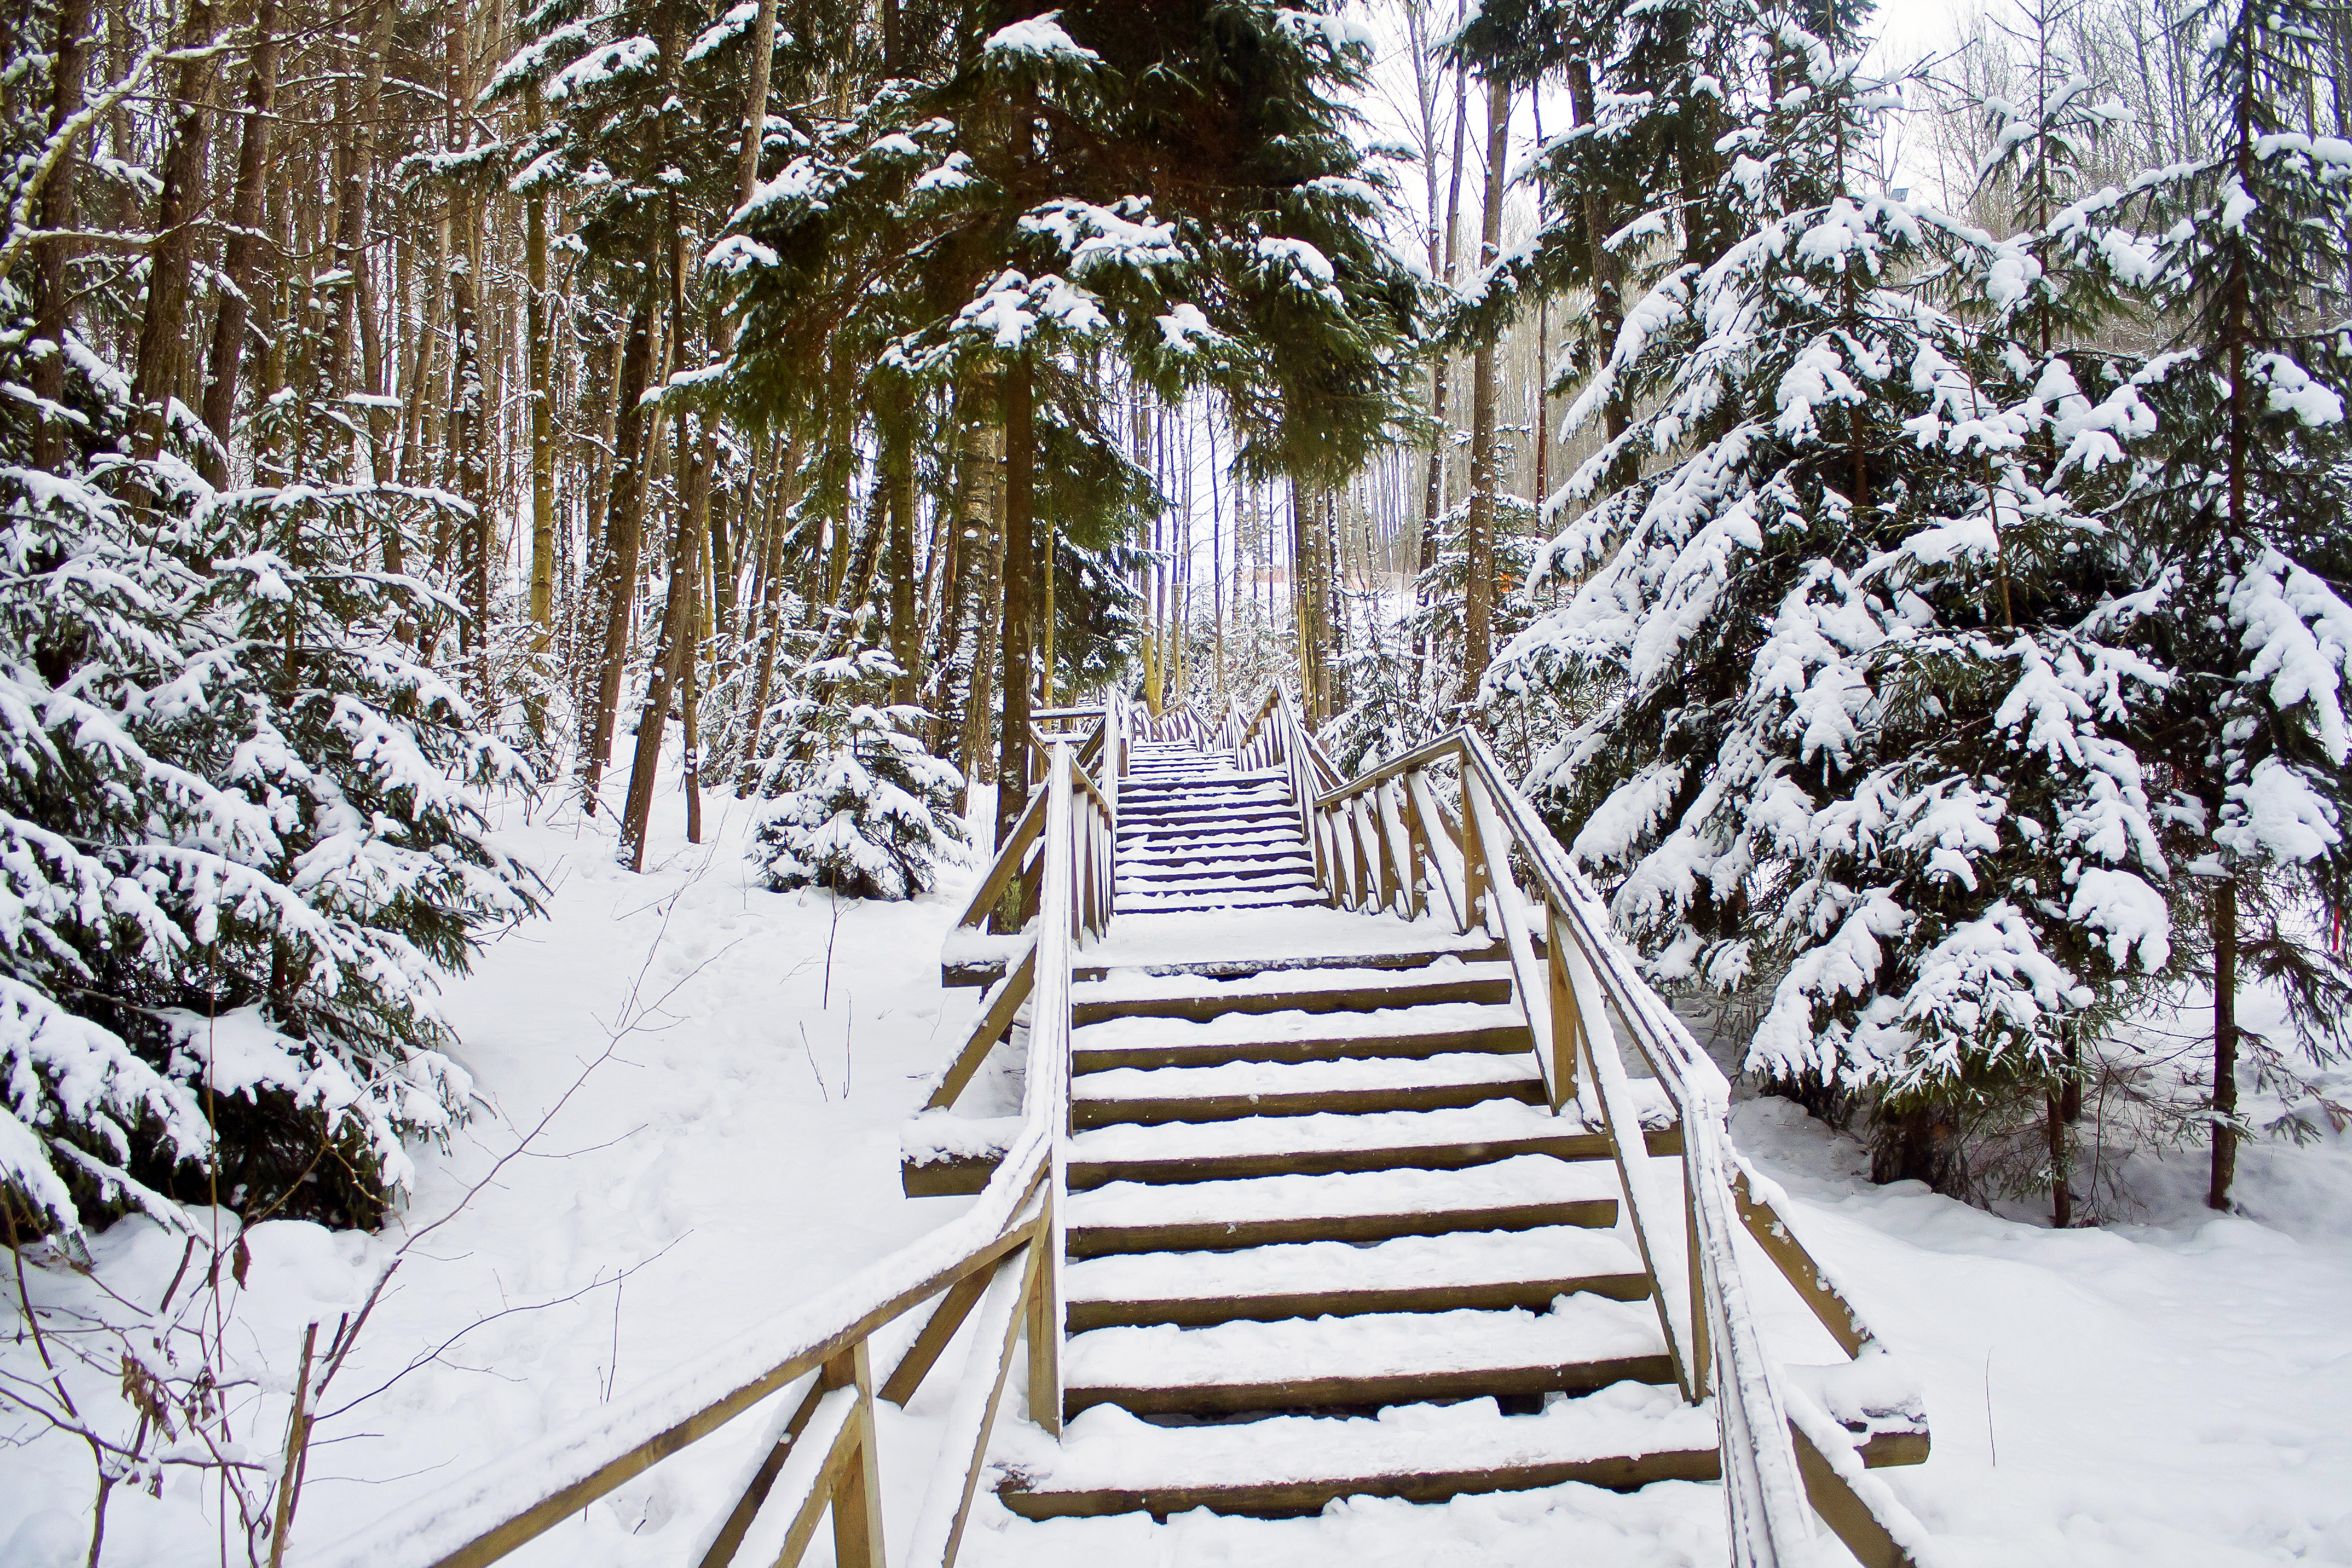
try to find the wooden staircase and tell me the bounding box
[988,739,1717,1524]
[339,696,1939,1568]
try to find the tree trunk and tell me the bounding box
[127,0,221,466]
[446,1,490,708]
[993,353,1035,851]
[2209,877,2239,1210]
[1459,74,1509,709]
[580,282,658,809]
[1565,58,1630,467]
[885,410,918,704]
[30,0,94,474]
[528,85,557,637]
[736,423,805,793]
[619,449,704,871]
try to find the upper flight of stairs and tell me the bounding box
[1112,741,1321,914]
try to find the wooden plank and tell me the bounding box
[880,1269,991,1408]
[925,944,1036,1112]
[765,1388,863,1568]
[1070,1022,1530,1074]
[822,1343,885,1568]
[1065,1271,1653,1331]
[1066,1198,1618,1256]
[410,1199,1045,1568]
[1071,1076,1546,1129]
[1460,771,1557,1106]
[998,1446,1723,1522]
[1067,1354,1679,1419]
[1405,773,1472,935]
[1546,901,1582,1111]
[1733,1168,1873,1357]
[1376,782,1421,921]
[1790,1421,1922,1568]
[909,1247,1037,1568]
[694,1377,829,1568]
[901,1152,1005,1198]
[955,788,1047,932]
[1070,971,1512,1024]
[1065,1127,1682,1189]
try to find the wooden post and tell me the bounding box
[1684,1154,1712,1396]
[1027,1163,1061,1435]
[822,1342,886,1568]
[1547,901,1581,1112]
[1459,749,1489,935]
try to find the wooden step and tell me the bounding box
[1065,1155,1618,1255]
[994,1382,1723,1521]
[1070,1020,1530,1073]
[1114,889,1327,913]
[1071,1053,1546,1129]
[1062,1296,1675,1419]
[906,1105,1682,1197]
[1064,1226,1650,1330]
[1070,962,1514,1024]
[1071,941,1511,984]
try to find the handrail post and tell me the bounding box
[1023,740,1075,1436]
[822,1341,886,1568]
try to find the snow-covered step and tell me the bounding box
[1114,886,1326,913]
[1071,960,1514,1024]
[1071,998,1532,1073]
[1071,1048,1545,1128]
[993,1383,1722,1520]
[1065,1154,1618,1253]
[1064,1225,1649,1330]
[1067,1100,1677,1188]
[1114,852,1313,878]
[1112,875,1319,904]
[1062,1295,1674,1416]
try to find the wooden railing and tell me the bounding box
[310,740,1113,1568]
[1243,695,1938,1568]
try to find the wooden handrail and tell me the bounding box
[1279,721,1935,1568]
[313,749,1106,1568]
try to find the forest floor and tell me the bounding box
[3,756,2350,1567]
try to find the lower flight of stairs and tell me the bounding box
[995,935,1720,1522]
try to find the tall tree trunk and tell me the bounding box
[2209,878,2239,1210]
[127,0,221,466]
[993,353,1034,851]
[527,84,557,637]
[619,447,704,871]
[736,423,805,793]
[1459,74,1509,709]
[884,409,918,704]
[580,282,658,809]
[956,387,1004,802]
[30,0,94,473]
[1565,58,1630,471]
[1420,35,1471,583]
[446,1,490,708]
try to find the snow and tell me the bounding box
[9,745,2352,1568]
[1066,1295,1667,1389]
[982,13,1099,65]
[1065,1226,1641,1306]
[1068,1154,1618,1229]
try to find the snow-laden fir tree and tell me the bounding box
[1486,0,2179,1194]
[751,648,968,901]
[2109,0,2352,1209]
[0,47,538,1232]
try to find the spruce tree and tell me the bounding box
[1488,0,2180,1195]
[2118,0,2352,1209]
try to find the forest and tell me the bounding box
[0,0,2350,1555]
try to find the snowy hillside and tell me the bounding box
[5,764,2348,1567]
